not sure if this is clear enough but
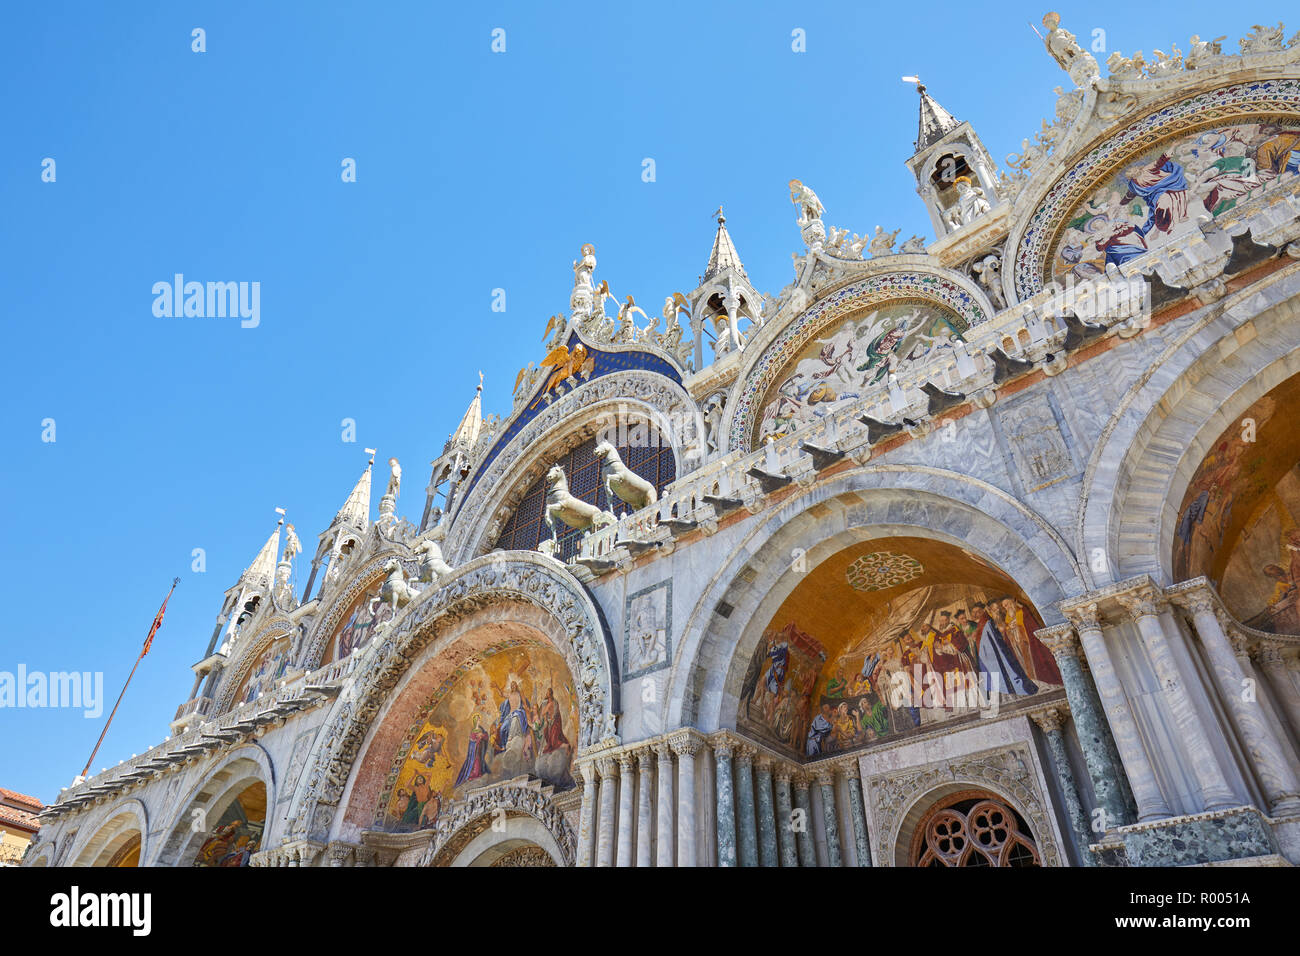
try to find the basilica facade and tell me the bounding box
[26,15,1300,868]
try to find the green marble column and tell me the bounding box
[755,757,779,867]
[792,775,816,867]
[735,746,758,867]
[816,772,842,867]
[774,768,798,867]
[1031,707,1095,866]
[840,765,872,867]
[713,738,736,868]
[1038,621,1134,829]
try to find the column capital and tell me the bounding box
[1114,581,1167,621]
[773,764,794,784]
[834,760,860,781]
[1029,705,1067,733]
[1165,576,1220,618]
[596,756,619,779]
[754,753,774,772]
[1062,600,1105,631]
[711,735,735,758]
[791,771,812,791]
[574,761,598,787]
[617,752,636,774]
[655,738,675,761]
[1036,622,1080,659]
[636,748,656,771]
[813,767,835,786]
[669,732,703,758]
[1257,640,1290,667]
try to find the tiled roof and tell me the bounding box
[0,803,40,832]
[0,787,43,811]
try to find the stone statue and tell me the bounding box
[614,296,649,343]
[945,177,991,229]
[1106,50,1147,80]
[702,392,726,455]
[971,254,1008,310]
[594,441,658,511]
[788,179,824,223]
[372,558,420,615]
[385,457,401,500]
[543,465,616,544]
[570,243,596,315]
[1185,35,1226,69]
[1147,44,1183,77]
[868,226,901,257]
[1042,12,1100,87]
[1239,22,1286,54]
[900,235,927,254]
[414,528,455,584]
[282,523,303,564]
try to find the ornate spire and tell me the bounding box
[241,523,282,589]
[335,454,373,529]
[449,373,484,451]
[914,81,960,152]
[703,207,748,282]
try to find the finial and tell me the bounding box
[902,74,921,91]
[364,447,377,467]
[274,506,285,527]
[477,370,484,392]
[713,205,725,224]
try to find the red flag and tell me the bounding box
[141,577,179,658]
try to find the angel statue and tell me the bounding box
[788,179,824,223]
[615,296,649,343]
[386,457,402,500]
[1041,12,1100,87]
[868,226,901,257]
[538,342,595,400]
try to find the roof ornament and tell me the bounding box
[1039,12,1101,88]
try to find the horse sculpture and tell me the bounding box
[371,558,421,615]
[594,441,657,511]
[413,528,455,584]
[544,465,616,544]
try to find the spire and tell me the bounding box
[449,373,484,451]
[914,81,960,152]
[336,455,373,529]
[702,207,748,282]
[241,523,282,589]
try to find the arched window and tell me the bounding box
[912,791,1040,867]
[494,432,675,561]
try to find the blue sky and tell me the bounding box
[0,1,1279,802]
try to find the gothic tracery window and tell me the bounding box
[913,794,1040,867]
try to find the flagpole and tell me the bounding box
[80,577,180,780]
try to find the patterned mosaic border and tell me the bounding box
[728,273,987,452]
[1012,78,1300,299]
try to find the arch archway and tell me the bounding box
[669,467,1084,732]
[1078,266,1300,588]
[69,799,148,867]
[152,749,273,867]
[905,788,1041,867]
[288,553,616,846]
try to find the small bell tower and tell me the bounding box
[903,79,1004,239]
[421,375,484,532]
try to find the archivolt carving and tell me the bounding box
[866,744,1060,868]
[213,619,295,713]
[446,370,700,564]
[418,783,575,867]
[288,554,616,843]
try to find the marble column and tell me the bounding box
[1259,642,1300,741]
[1031,706,1095,866]
[576,762,598,867]
[596,758,618,867]
[636,750,655,867]
[616,753,637,867]
[713,737,737,867]
[1038,622,1132,828]
[1175,589,1300,814]
[1066,601,1173,822]
[816,770,843,867]
[672,735,701,867]
[792,774,816,867]
[1117,583,1238,811]
[734,746,758,867]
[754,755,779,868]
[838,762,871,867]
[655,742,675,868]
[774,767,798,867]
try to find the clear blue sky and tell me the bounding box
[0,1,1275,803]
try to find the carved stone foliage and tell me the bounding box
[288,556,615,843]
[418,783,575,867]
[491,844,556,867]
[866,744,1060,868]
[446,370,699,563]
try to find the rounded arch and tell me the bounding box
[1078,265,1300,587]
[724,266,995,453]
[299,547,410,670]
[151,746,275,867]
[287,552,617,845]
[67,798,149,867]
[895,784,1042,868]
[212,619,295,714]
[668,466,1085,732]
[446,370,701,565]
[428,790,573,867]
